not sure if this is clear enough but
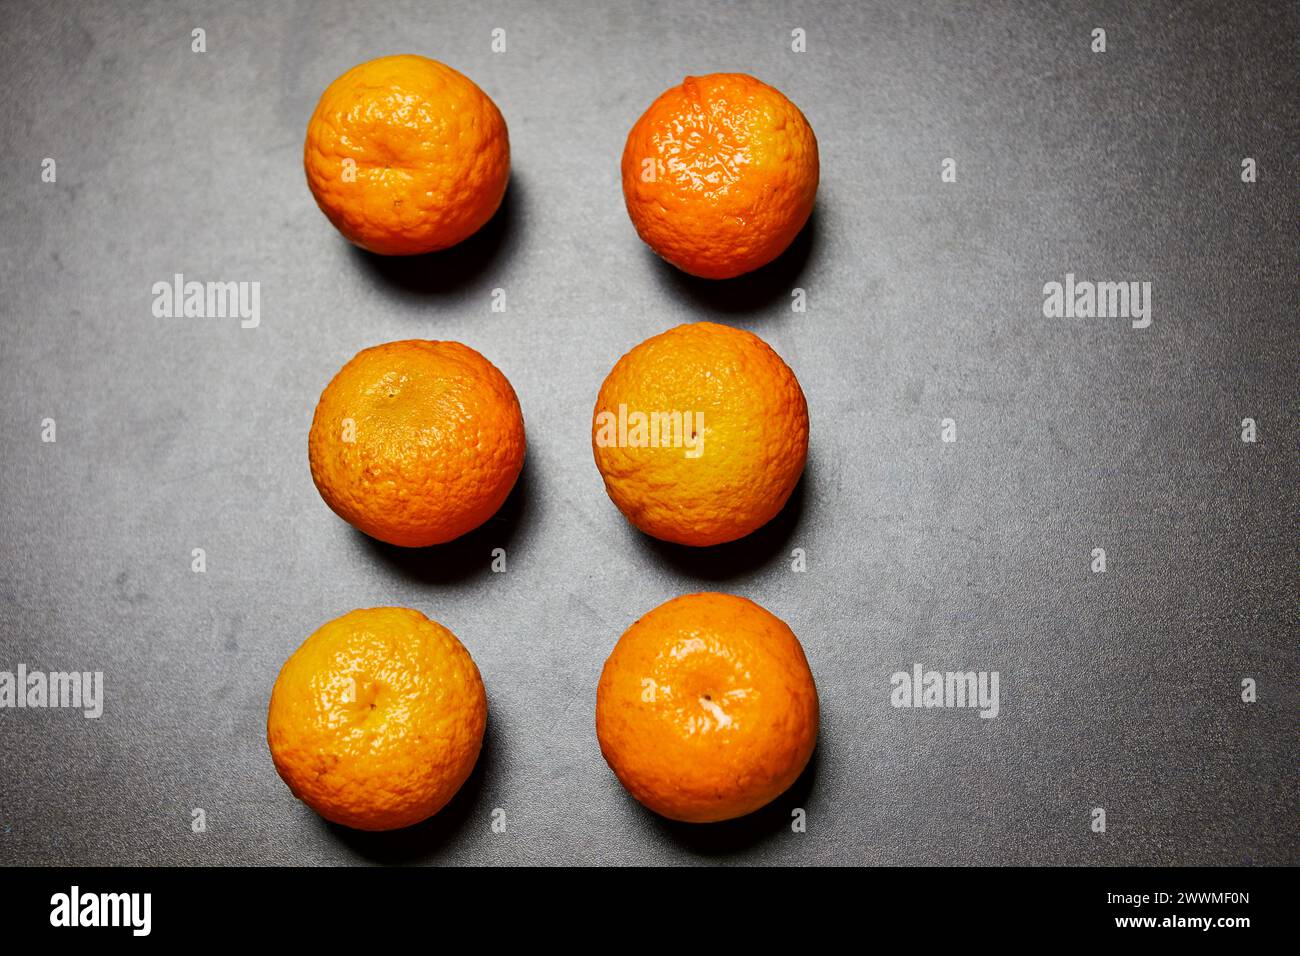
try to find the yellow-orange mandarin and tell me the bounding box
[267,607,487,831]
[592,322,808,547]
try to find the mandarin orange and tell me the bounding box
[592,322,808,546]
[304,54,510,255]
[621,73,818,279]
[596,592,819,823]
[267,607,487,831]
[309,340,525,547]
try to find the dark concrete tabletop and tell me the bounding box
[1,0,1296,866]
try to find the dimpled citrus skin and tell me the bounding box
[591,322,808,547]
[309,340,525,547]
[621,73,818,279]
[267,607,487,831]
[596,593,819,823]
[304,54,510,255]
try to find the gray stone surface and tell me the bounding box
[0,0,1295,865]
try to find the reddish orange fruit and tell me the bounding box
[621,73,819,279]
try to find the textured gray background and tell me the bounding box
[0,0,1296,866]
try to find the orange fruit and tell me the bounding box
[596,592,819,823]
[591,321,808,546]
[621,73,819,279]
[267,607,487,831]
[309,340,526,547]
[304,54,510,255]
